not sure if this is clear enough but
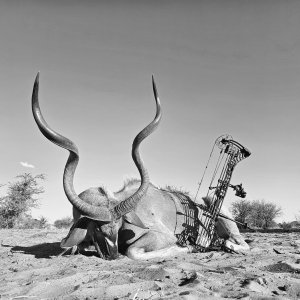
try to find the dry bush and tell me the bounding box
[15,215,49,229]
[0,173,45,228]
[54,217,73,229]
[231,199,282,229]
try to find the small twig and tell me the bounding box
[132,288,140,300]
[207,268,225,274]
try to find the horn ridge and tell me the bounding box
[112,77,162,218]
[32,73,79,155]
[31,73,112,221]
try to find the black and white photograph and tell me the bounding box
[0,1,299,299]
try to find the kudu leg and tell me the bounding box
[125,231,190,260]
[224,234,250,253]
[126,244,190,260]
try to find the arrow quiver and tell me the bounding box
[194,135,251,251]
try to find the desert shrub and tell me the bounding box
[295,212,300,222]
[292,221,300,228]
[230,199,282,229]
[38,216,49,228]
[278,221,300,230]
[278,222,292,230]
[15,215,49,229]
[231,199,252,224]
[250,199,282,229]
[54,217,73,229]
[268,220,279,228]
[0,173,45,228]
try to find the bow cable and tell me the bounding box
[194,141,216,201]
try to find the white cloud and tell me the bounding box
[20,161,35,169]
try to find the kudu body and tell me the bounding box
[32,74,249,260]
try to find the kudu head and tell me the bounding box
[32,73,161,259]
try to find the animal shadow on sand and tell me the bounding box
[3,243,101,259]
[3,242,63,258]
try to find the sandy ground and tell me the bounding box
[0,228,299,300]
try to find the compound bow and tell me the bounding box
[194,134,251,251]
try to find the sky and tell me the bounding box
[0,0,299,224]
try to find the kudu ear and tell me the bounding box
[123,211,148,229]
[60,217,91,248]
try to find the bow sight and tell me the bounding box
[229,183,247,198]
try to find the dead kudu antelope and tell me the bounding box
[32,74,249,260]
